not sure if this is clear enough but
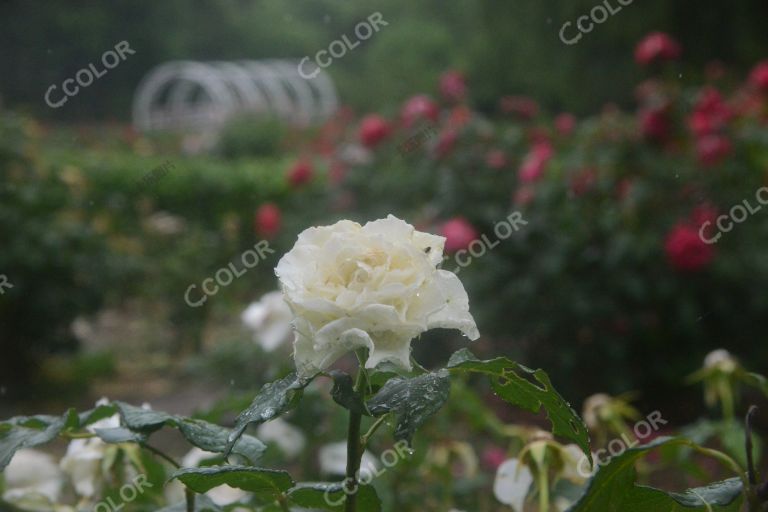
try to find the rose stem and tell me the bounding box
[345,353,368,512]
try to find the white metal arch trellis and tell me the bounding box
[132,60,339,132]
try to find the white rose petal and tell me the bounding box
[256,418,306,458]
[318,441,378,477]
[276,215,479,376]
[493,458,533,511]
[704,349,737,372]
[3,449,63,511]
[59,399,125,499]
[561,444,590,484]
[242,291,294,352]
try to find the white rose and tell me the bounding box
[256,418,306,458]
[59,412,121,499]
[242,291,294,352]
[276,215,479,376]
[2,449,64,511]
[318,441,379,477]
[493,458,533,511]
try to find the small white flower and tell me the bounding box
[561,444,590,484]
[555,497,575,511]
[493,458,533,511]
[277,215,479,376]
[318,442,379,477]
[181,448,248,506]
[145,211,186,235]
[242,291,294,352]
[256,418,305,458]
[704,349,738,372]
[2,449,64,511]
[59,409,121,499]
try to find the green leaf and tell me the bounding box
[568,437,744,511]
[744,372,768,396]
[94,427,147,444]
[366,370,450,444]
[0,415,66,470]
[447,348,591,463]
[287,482,382,511]
[171,466,294,501]
[115,402,175,432]
[77,403,118,427]
[329,371,369,415]
[177,418,266,464]
[112,402,265,464]
[226,372,310,456]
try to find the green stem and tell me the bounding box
[185,489,195,512]
[142,443,180,469]
[277,494,291,512]
[345,353,367,512]
[361,415,388,445]
[141,444,194,512]
[344,407,363,512]
[537,462,549,512]
[61,432,97,439]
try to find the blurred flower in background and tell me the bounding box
[241,291,294,352]
[2,449,64,511]
[634,31,682,65]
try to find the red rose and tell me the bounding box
[514,185,536,207]
[688,88,731,137]
[696,134,732,166]
[401,95,440,128]
[481,447,507,471]
[555,113,576,136]
[435,128,459,158]
[499,95,539,120]
[635,32,682,66]
[639,108,670,142]
[287,160,313,187]
[690,203,719,227]
[518,142,553,183]
[439,70,467,103]
[359,114,391,148]
[664,223,714,271]
[485,149,508,170]
[254,203,281,238]
[749,60,768,92]
[569,167,597,196]
[441,217,478,253]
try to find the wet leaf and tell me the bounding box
[447,348,592,464]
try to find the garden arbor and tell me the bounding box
[132,60,338,132]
